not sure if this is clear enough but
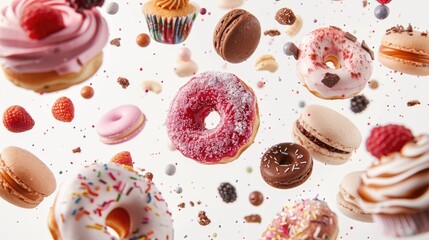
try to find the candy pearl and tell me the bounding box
[106,2,119,15]
[200,8,207,15]
[283,42,294,56]
[175,187,183,194]
[374,5,389,20]
[178,47,192,61]
[165,164,176,176]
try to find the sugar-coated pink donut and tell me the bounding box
[96,105,145,144]
[296,26,373,99]
[166,71,260,164]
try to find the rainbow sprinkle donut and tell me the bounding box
[48,163,173,240]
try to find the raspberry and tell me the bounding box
[366,124,414,158]
[66,0,105,11]
[20,4,65,40]
[350,95,369,113]
[52,97,74,122]
[110,151,133,167]
[3,105,35,133]
[218,182,237,203]
[377,0,392,4]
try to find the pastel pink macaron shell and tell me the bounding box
[96,105,145,144]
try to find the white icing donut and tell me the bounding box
[296,26,373,99]
[49,163,173,240]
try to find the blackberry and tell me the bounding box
[350,95,369,113]
[218,182,237,203]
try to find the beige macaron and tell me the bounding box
[0,146,56,208]
[292,104,362,165]
[336,171,373,222]
[378,25,429,76]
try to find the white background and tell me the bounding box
[0,0,429,239]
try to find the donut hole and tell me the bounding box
[278,157,293,166]
[105,208,130,238]
[204,111,221,130]
[324,55,341,69]
[110,114,122,122]
[105,226,120,238]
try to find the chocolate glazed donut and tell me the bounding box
[260,143,313,189]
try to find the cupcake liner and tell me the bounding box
[144,12,197,44]
[374,209,429,237]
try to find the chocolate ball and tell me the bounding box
[80,86,94,99]
[249,191,264,206]
[136,33,150,47]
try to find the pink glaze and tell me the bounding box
[178,47,191,61]
[0,0,108,74]
[96,105,145,144]
[166,71,258,164]
[296,27,373,99]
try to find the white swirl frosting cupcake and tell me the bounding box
[358,134,429,237]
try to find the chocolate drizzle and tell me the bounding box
[296,121,350,154]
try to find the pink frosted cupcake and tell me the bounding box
[0,0,108,93]
[142,0,198,44]
[359,124,429,237]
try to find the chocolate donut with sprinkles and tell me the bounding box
[166,71,260,164]
[48,162,173,240]
[260,143,313,189]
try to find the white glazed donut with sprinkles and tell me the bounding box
[48,163,173,240]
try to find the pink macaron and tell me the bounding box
[96,105,146,144]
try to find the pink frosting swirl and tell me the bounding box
[0,0,108,74]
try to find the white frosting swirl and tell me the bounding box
[359,135,429,214]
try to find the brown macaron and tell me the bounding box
[213,9,261,63]
[260,143,313,189]
[0,146,56,208]
[379,24,429,76]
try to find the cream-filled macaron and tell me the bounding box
[0,146,56,208]
[337,171,373,222]
[379,24,429,76]
[293,104,362,165]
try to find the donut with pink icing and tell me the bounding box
[296,26,373,99]
[96,105,146,144]
[166,71,260,164]
[48,163,173,240]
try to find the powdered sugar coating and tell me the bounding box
[296,27,373,99]
[166,71,258,164]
